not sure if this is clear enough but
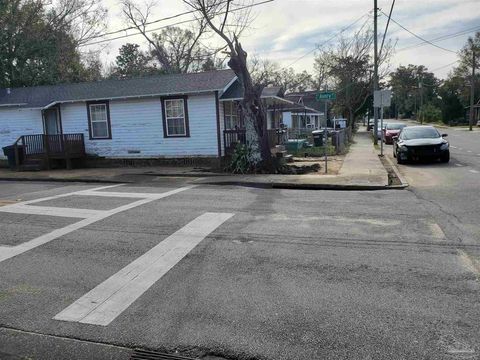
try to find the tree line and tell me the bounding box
[389,32,479,125]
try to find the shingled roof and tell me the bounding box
[0,69,236,108]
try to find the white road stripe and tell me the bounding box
[54,212,234,326]
[0,185,195,264]
[469,170,479,174]
[455,163,464,167]
[467,150,472,153]
[0,204,104,218]
[451,146,457,149]
[75,191,167,199]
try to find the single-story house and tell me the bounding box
[284,91,327,130]
[0,69,315,169]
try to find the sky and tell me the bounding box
[93,0,480,79]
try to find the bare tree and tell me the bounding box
[122,0,214,74]
[48,0,108,46]
[183,0,273,170]
[314,26,394,127]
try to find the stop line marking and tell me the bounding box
[54,212,234,326]
[0,184,195,263]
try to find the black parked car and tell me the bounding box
[393,126,450,164]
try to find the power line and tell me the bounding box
[283,11,372,69]
[380,11,457,54]
[379,0,395,59]
[396,25,480,53]
[430,60,459,72]
[80,0,275,47]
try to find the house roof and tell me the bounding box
[219,80,284,101]
[285,91,326,112]
[0,69,236,108]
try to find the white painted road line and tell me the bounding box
[0,185,195,264]
[0,204,105,218]
[54,212,234,326]
[20,185,123,205]
[469,170,479,174]
[455,164,464,167]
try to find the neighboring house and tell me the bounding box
[284,91,327,130]
[0,70,315,168]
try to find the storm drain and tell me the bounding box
[130,349,197,360]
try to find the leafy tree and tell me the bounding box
[111,43,157,79]
[0,0,106,88]
[389,65,440,118]
[418,103,442,123]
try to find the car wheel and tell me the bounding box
[397,156,404,164]
[393,146,397,158]
[441,152,450,163]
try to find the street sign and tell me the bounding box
[374,89,392,108]
[316,92,336,101]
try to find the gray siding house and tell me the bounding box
[0,69,313,167]
[0,70,238,163]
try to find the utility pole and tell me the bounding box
[373,0,379,145]
[469,44,476,131]
[419,75,423,124]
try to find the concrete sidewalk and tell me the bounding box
[0,129,392,190]
[199,129,389,190]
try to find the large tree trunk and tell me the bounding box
[228,39,272,171]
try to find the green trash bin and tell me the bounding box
[2,145,23,169]
[285,139,307,152]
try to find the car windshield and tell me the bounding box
[386,123,405,130]
[401,127,440,140]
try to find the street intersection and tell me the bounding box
[0,174,478,359]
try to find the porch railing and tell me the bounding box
[13,133,85,170]
[223,128,287,156]
[223,129,246,156]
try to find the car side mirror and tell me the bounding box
[442,133,448,137]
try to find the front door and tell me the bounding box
[43,108,61,135]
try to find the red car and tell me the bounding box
[383,123,406,144]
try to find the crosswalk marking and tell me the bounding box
[0,204,104,218]
[54,212,234,326]
[0,185,195,263]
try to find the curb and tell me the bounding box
[131,172,228,178]
[0,177,129,184]
[200,180,404,191]
[382,155,409,188]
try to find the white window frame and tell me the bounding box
[224,101,239,130]
[164,98,187,137]
[88,102,110,139]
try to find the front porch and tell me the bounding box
[12,133,86,171]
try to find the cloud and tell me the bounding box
[92,0,480,79]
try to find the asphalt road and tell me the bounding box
[0,165,479,360]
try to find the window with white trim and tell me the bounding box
[88,103,110,139]
[164,99,188,137]
[224,101,240,129]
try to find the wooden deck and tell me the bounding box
[13,133,86,170]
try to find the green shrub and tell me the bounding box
[418,103,442,123]
[226,144,254,174]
